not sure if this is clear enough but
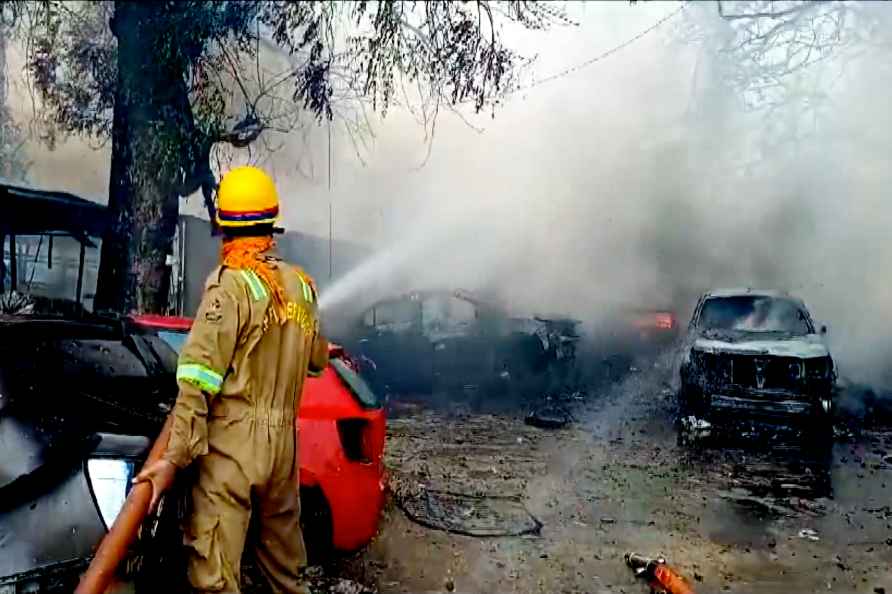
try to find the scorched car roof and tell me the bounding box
[704,288,799,301]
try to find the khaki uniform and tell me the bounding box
[164,252,328,594]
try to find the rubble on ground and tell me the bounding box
[525,399,573,429]
[398,489,542,537]
[340,351,892,593]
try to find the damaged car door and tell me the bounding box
[357,295,434,394]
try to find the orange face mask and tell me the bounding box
[221,236,287,323]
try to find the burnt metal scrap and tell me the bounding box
[1,180,107,304]
[0,180,182,592]
[0,291,91,318]
[347,289,581,398]
[397,489,542,537]
[677,290,836,435]
[0,313,178,592]
[525,400,574,429]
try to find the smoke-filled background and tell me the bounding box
[7,2,892,387]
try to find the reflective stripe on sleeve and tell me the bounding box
[177,363,224,394]
[296,275,312,303]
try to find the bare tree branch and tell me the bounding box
[717,0,830,21]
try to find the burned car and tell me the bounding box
[349,290,580,398]
[0,312,179,592]
[595,305,680,355]
[0,181,181,592]
[678,289,835,431]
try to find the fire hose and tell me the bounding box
[625,552,696,594]
[75,415,173,594]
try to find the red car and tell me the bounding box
[133,314,387,554]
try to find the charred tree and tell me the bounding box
[94,3,190,314]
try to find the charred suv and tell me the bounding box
[678,290,835,430]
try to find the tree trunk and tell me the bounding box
[94,2,192,314]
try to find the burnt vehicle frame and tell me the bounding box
[1,181,109,306]
[0,181,177,593]
[677,289,836,431]
[0,315,179,593]
[349,290,580,399]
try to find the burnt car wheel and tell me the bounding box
[802,398,834,442]
[300,487,333,565]
[677,376,709,420]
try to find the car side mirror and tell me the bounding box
[820,325,827,335]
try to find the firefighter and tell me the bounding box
[134,165,328,594]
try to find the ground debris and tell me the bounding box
[309,574,376,594]
[864,506,892,520]
[350,354,892,594]
[719,490,790,518]
[525,400,573,429]
[798,528,820,542]
[243,565,376,594]
[397,488,542,537]
[679,416,712,442]
[833,554,849,571]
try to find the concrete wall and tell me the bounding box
[180,215,368,317]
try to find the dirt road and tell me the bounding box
[335,354,892,594]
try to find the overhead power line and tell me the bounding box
[512,2,690,95]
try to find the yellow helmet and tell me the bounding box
[216,166,280,228]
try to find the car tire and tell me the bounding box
[803,398,834,446]
[677,384,692,419]
[300,487,333,565]
[678,380,711,421]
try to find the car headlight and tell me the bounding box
[806,357,830,379]
[86,459,136,530]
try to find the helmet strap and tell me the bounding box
[221,223,276,238]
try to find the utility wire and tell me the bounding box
[327,117,333,281]
[510,2,689,95]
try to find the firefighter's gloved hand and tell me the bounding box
[133,459,177,515]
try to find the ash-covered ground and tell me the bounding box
[324,351,892,594]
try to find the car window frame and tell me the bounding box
[330,357,382,410]
[693,295,815,335]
